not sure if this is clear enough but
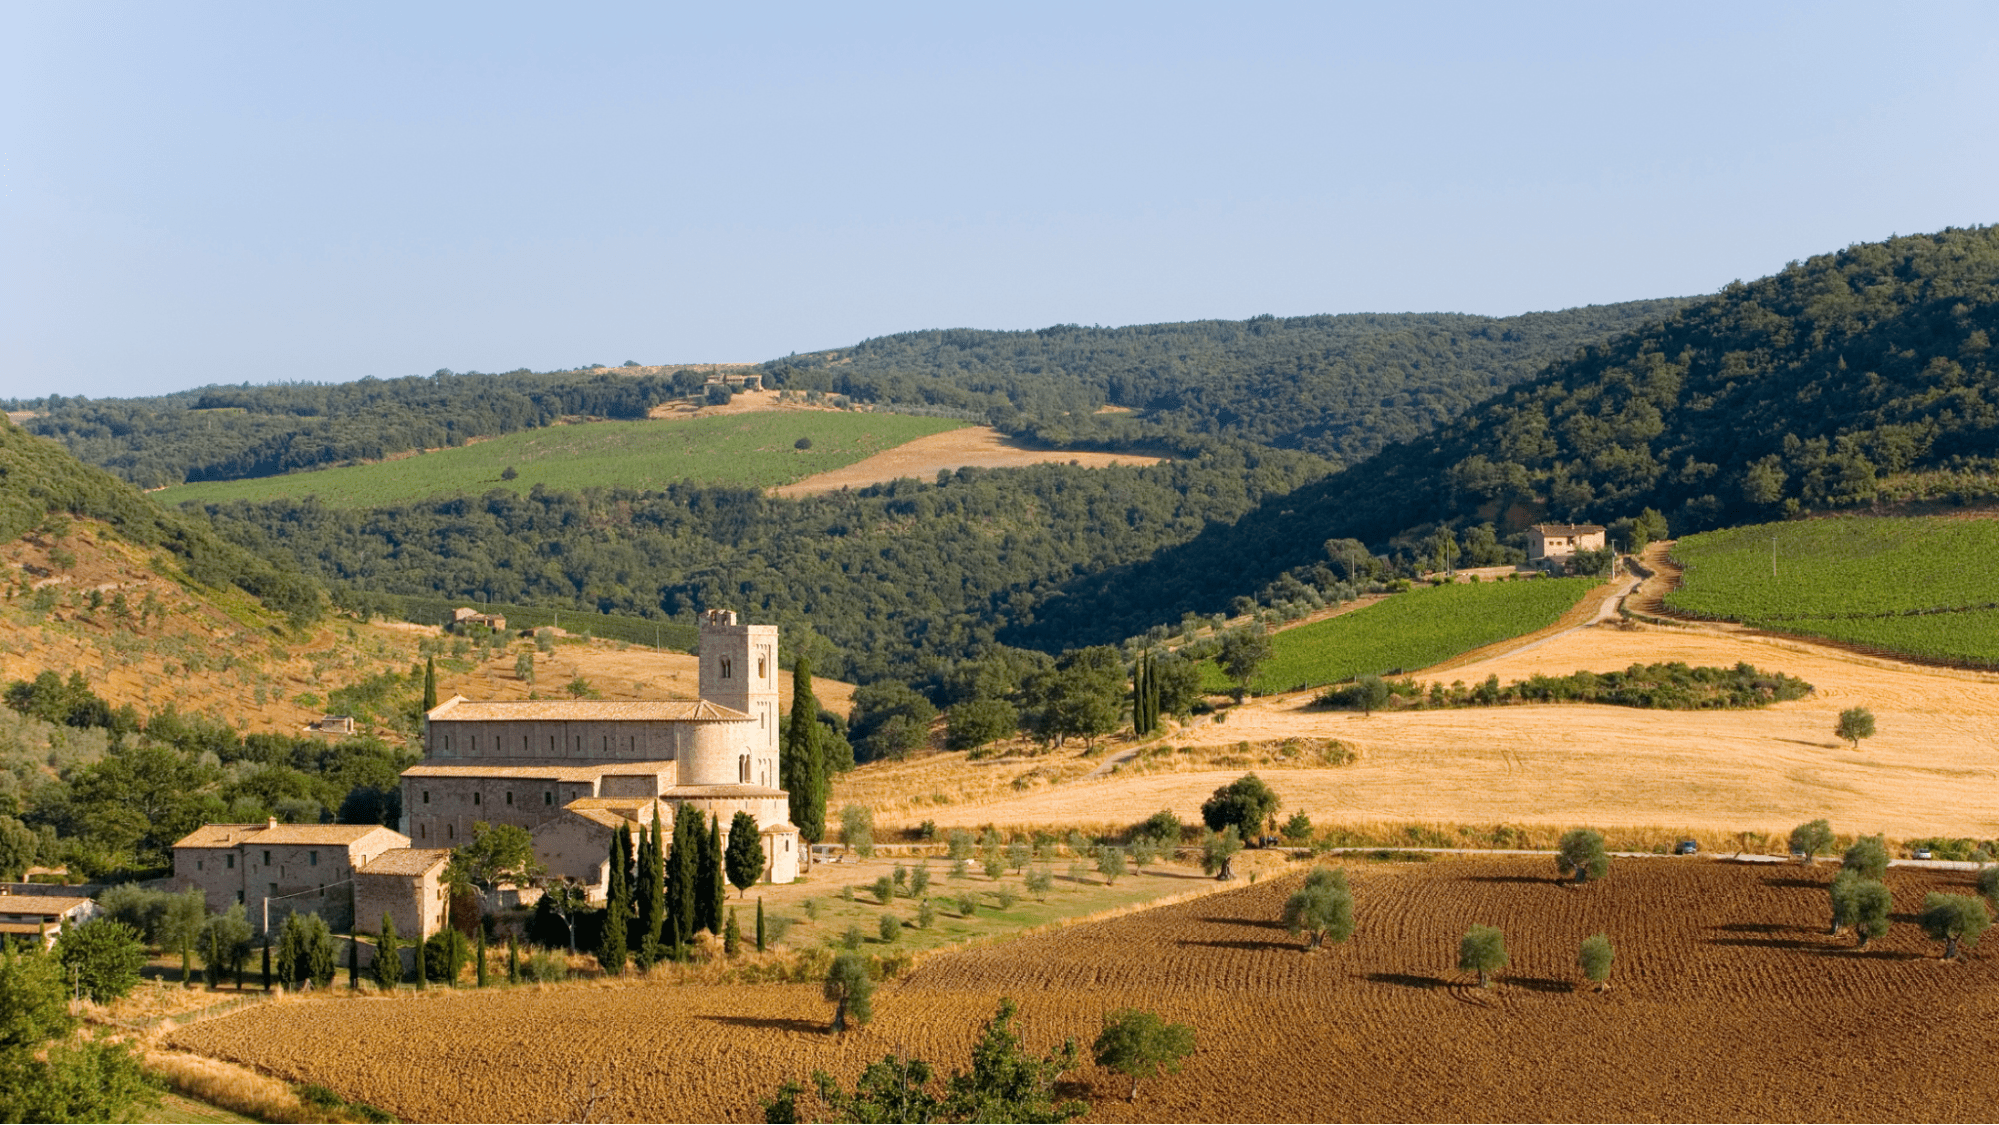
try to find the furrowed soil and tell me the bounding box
[164,856,1999,1122]
[864,613,1999,841]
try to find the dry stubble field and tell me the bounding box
[165,856,1999,1122]
[868,617,1999,841]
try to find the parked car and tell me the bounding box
[1913,847,1935,860]
[1674,839,1699,855]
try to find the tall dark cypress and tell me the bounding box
[607,822,630,907]
[422,657,438,712]
[642,808,666,955]
[1145,651,1161,732]
[703,814,726,936]
[668,808,697,946]
[782,657,827,854]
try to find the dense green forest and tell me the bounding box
[5,366,709,489]
[1011,227,1999,648]
[761,301,1689,463]
[193,447,1330,683]
[0,416,323,624]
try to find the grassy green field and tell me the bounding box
[1665,516,1999,664]
[156,412,965,508]
[1204,577,1599,694]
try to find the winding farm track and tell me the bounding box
[166,856,1999,1122]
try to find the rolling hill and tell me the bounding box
[1010,227,1999,649]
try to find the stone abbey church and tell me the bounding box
[173,611,799,944]
[409,609,802,888]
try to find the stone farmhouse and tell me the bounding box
[353,847,452,944]
[402,609,801,900]
[169,820,415,934]
[0,890,97,949]
[1526,523,1606,569]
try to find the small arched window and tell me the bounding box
[720,657,732,678]
[758,656,766,678]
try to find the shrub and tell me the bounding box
[1458,924,1508,987]
[56,919,147,1002]
[1025,867,1053,900]
[1918,893,1991,960]
[872,875,896,904]
[841,925,864,951]
[958,894,979,917]
[1138,809,1182,843]
[909,864,931,897]
[1578,933,1614,987]
[520,949,568,983]
[878,913,900,943]
[917,899,936,929]
[1093,1008,1197,1102]
[1842,834,1890,880]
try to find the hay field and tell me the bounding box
[770,427,1167,497]
[164,857,1999,1122]
[863,618,1999,841]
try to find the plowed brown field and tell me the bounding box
[166,857,1999,1122]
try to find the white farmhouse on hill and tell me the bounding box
[1526,523,1606,570]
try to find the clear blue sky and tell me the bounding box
[5,2,1997,399]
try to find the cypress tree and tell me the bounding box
[507,934,519,983]
[375,914,399,990]
[608,822,630,907]
[783,657,827,856]
[643,809,667,960]
[348,930,359,988]
[756,897,766,953]
[706,814,727,936]
[476,927,488,987]
[1146,651,1160,731]
[416,933,428,990]
[422,657,438,711]
[261,941,271,991]
[669,809,698,946]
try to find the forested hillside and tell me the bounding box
[0,417,322,624]
[1012,227,1999,648]
[762,300,1690,463]
[7,366,706,488]
[193,447,1328,683]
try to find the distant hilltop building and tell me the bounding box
[407,609,799,896]
[449,606,508,633]
[1526,523,1606,570]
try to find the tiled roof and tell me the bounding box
[172,823,404,849]
[0,895,92,914]
[1530,523,1605,535]
[359,849,452,877]
[401,761,676,781]
[664,784,789,799]
[0,922,55,936]
[557,797,670,831]
[427,697,749,722]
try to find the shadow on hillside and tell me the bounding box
[1815,947,1924,962]
[1200,916,1287,930]
[1708,934,1823,951]
[1713,921,1803,934]
[1365,971,1447,990]
[1178,938,1294,953]
[1761,876,1824,890]
[700,1014,825,1035]
[1504,975,1575,994]
[1460,874,1556,886]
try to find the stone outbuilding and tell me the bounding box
[169,820,408,934]
[354,848,452,943]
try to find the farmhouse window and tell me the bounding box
[227,854,234,869]
[448,824,455,840]
[550,736,556,752]
[236,891,244,904]
[423,790,430,804]
[506,791,513,805]
[196,859,203,871]
[420,824,427,839]
[721,657,732,678]
[545,790,553,806]
[268,882,277,896]
[473,792,481,806]
[309,850,318,867]
[263,850,271,865]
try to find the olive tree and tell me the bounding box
[840,805,875,859]
[1788,819,1834,865]
[1835,706,1876,749]
[824,950,875,1033]
[1200,826,1243,881]
[1281,867,1355,951]
[1094,846,1127,886]
[1828,870,1893,946]
[1459,924,1508,988]
[1092,1008,1196,1102]
[1577,933,1614,989]
[1555,828,1609,885]
[1842,834,1889,880]
[1200,774,1280,843]
[1918,893,1991,960]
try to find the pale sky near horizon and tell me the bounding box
[4,2,1998,400]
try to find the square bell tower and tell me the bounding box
[699,609,780,760]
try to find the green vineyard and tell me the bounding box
[1206,576,1598,694]
[1665,516,1999,664]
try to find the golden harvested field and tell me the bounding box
[165,856,1999,1122]
[770,427,1166,497]
[864,615,1999,841]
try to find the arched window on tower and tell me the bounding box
[758,656,767,678]
[720,657,732,678]
[740,754,749,783]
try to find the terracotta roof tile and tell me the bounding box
[401,761,675,782]
[172,824,405,849]
[0,895,93,914]
[359,849,452,877]
[427,698,748,723]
